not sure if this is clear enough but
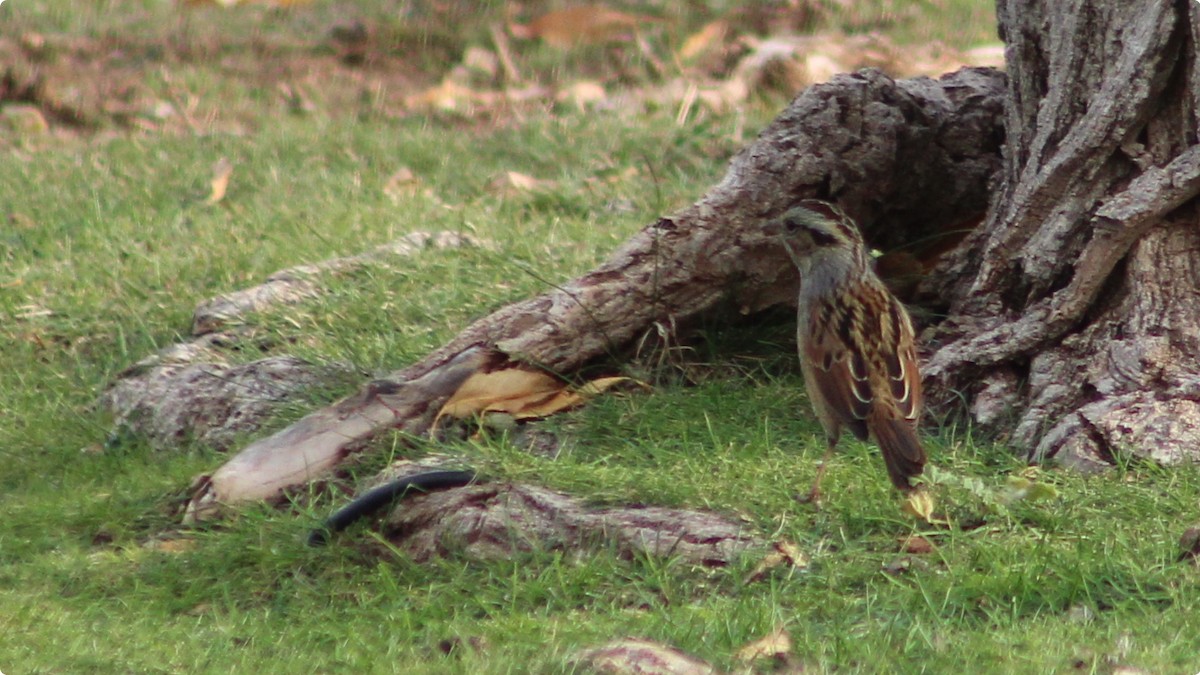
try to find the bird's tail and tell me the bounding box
[870,416,926,491]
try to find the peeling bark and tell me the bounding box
[381,482,762,567]
[100,342,351,453]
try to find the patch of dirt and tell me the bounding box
[0,23,431,144]
[1,5,1002,148]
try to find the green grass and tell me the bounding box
[5,1,1200,673]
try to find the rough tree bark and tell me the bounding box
[181,67,1006,519]
[924,0,1200,470]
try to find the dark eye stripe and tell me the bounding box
[807,227,839,246]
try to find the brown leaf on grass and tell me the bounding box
[1178,525,1200,563]
[513,6,661,48]
[435,368,638,428]
[205,157,233,204]
[678,20,729,61]
[900,535,934,554]
[743,539,809,584]
[383,167,425,200]
[735,627,792,662]
[486,170,557,196]
[404,78,481,112]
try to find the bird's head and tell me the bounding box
[765,200,867,274]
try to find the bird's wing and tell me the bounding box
[802,303,872,441]
[880,296,922,422]
[867,295,925,486]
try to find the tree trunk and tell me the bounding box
[923,0,1200,470]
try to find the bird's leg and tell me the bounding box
[800,437,838,506]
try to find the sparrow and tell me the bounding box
[766,200,926,502]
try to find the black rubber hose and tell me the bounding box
[307,469,477,547]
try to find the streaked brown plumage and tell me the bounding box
[766,200,926,501]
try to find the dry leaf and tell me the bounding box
[516,6,658,48]
[383,167,424,200]
[1178,525,1200,563]
[743,540,809,583]
[556,80,607,110]
[486,170,557,196]
[902,488,937,522]
[404,78,478,111]
[144,538,197,553]
[900,535,934,554]
[15,304,53,320]
[206,157,233,204]
[735,627,792,662]
[678,20,728,61]
[435,368,637,428]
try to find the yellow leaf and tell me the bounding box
[436,369,639,428]
[575,376,636,397]
[439,368,561,419]
[902,488,937,522]
[205,157,233,204]
[734,627,791,662]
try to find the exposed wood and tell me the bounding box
[182,348,490,523]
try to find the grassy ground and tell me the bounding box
[4,1,1200,673]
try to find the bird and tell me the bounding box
[766,200,926,503]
